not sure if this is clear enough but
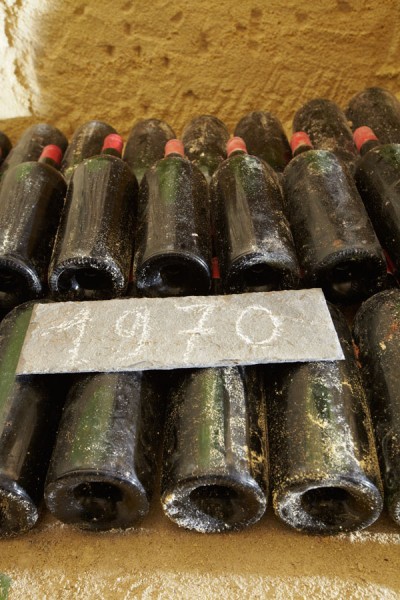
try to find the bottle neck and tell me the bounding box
[38,156,60,168]
[228,149,246,157]
[102,147,121,158]
[359,139,380,156]
[165,152,184,158]
[292,144,313,158]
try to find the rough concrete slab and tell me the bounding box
[16,289,343,375]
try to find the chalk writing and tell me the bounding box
[235,305,283,345]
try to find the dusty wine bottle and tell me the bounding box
[0,302,66,537]
[161,366,268,533]
[123,118,176,184]
[293,98,358,172]
[0,131,11,166]
[283,132,386,302]
[45,371,162,531]
[266,305,383,535]
[353,290,400,526]
[61,120,117,183]
[182,115,229,183]
[0,145,67,314]
[210,136,299,293]
[133,139,211,297]
[0,123,67,181]
[234,111,291,173]
[346,87,400,145]
[49,133,138,300]
[353,126,400,274]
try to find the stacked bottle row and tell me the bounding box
[0,86,399,316]
[0,85,400,540]
[2,291,400,537]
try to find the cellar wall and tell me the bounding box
[1,0,400,140]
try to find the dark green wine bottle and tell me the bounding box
[346,87,400,144]
[0,302,65,537]
[45,371,162,531]
[123,118,176,184]
[353,289,400,526]
[283,132,386,303]
[234,111,291,173]
[182,115,229,183]
[133,139,211,297]
[293,98,358,172]
[61,120,116,183]
[210,137,299,293]
[0,123,67,181]
[161,366,268,533]
[353,126,400,275]
[266,305,383,534]
[49,133,138,300]
[0,145,66,314]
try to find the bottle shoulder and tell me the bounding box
[77,153,137,181]
[4,160,66,187]
[148,155,207,183]
[283,148,342,176]
[354,143,400,179]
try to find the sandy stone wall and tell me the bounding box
[1,0,400,142]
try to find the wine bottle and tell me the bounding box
[266,304,383,534]
[0,302,66,537]
[157,201,268,532]
[161,365,268,533]
[182,115,229,183]
[234,111,291,173]
[346,87,400,144]
[49,133,138,300]
[0,131,12,166]
[133,139,211,297]
[353,289,400,526]
[123,118,176,184]
[283,132,386,302]
[0,145,67,315]
[45,371,162,531]
[61,120,117,183]
[293,98,358,172]
[353,126,400,274]
[0,124,67,181]
[210,136,299,293]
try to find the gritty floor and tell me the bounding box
[0,496,399,599]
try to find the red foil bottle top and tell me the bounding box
[102,133,124,154]
[165,139,185,157]
[39,144,63,166]
[226,137,247,157]
[290,132,313,154]
[353,126,379,153]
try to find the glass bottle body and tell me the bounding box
[283,149,386,302]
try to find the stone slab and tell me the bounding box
[16,288,344,375]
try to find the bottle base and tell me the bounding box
[45,471,149,531]
[162,474,266,533]
[0,478,38,538]
[273,476,383,535]
[136,253,211,297]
